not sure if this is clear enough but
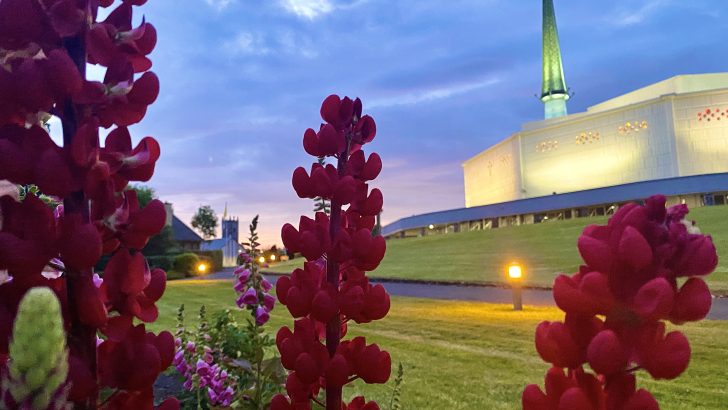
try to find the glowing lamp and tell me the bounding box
[506,262,523,311]
[258,256,266,264]
[507,262,523,280]
[196,262,208,274]
[428,224,435,230]
[270,254,277,261]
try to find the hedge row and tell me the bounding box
[95,249,224,281]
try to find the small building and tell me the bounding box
[171,215,204,251]
[203,212,243,268]
[165,203,204,251]
[201,238,243,268]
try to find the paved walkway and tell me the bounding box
[193,268,728,320]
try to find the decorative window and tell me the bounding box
[536,140,559,153]
[618,120,648,134]
[697,108,727,122]
[499,154,512,165]
[575,131,600,145]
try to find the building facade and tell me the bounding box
[463,74,728,208]
[380,1,728,239]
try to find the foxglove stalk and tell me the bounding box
[233,216,276,326]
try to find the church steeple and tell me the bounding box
[541,0,570,119]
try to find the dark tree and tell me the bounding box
[130,184,155,208]
[192,205,218,239]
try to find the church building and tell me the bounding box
[383,0,728,238]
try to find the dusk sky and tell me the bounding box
[78,0,728,246]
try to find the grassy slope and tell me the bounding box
[270,205,728,293]
[154,280,728,410]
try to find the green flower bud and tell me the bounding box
[5,287,69,410]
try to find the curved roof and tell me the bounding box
[382,173,728,237]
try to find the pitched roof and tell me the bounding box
[171,215,203,242]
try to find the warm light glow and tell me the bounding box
[270,254,277,261]
[428,224,435,229]
[507,263,523,280]
[258,256,266,263]
[196,263,208,273]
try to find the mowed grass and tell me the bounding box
[271,205,728,294]
[153,280,728,410]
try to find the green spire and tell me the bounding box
[541,0,570,119]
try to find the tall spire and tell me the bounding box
[541,0,570,119]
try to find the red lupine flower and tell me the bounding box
[270,394,305,410]
[276,96,390,408]
[670,277,712,323]
[0,0,174,407]
[87,2,157,72]
[0,125,74,197]
[303,124,345,157]
[98,324,173,391]
[102,127,161,187]
[0,50,82,125]
[96,189,166,253]
[346,396,380,410]
[0,0,58,49]
[58,213,103,271]
[346,151,382,182]
[320,95,355,131]
[0,194,57,277]
[524,195,717,409]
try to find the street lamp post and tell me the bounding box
[507,262,523,311]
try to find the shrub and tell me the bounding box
[165,270,187,281]
[193,250,223,272]
[174,253,200,277]
[146,255,176,272]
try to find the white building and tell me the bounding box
[382,1,728,238]
[463,74,728,209]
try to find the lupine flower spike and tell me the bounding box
[523,196,718,409]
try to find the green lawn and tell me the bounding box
[270,205,728,294]
[153,280,728,410]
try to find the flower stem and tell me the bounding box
[324,136,352,410]
[61,3,97,408]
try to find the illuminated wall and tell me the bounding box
[463,74,728,207]
[520,100,677,198]
[673,92,728,176]
[462,136,521,207]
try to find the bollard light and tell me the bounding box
[258,256,266,264]
[506,262,523,311]
[507,263,523,280]
[196,262,208,274]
